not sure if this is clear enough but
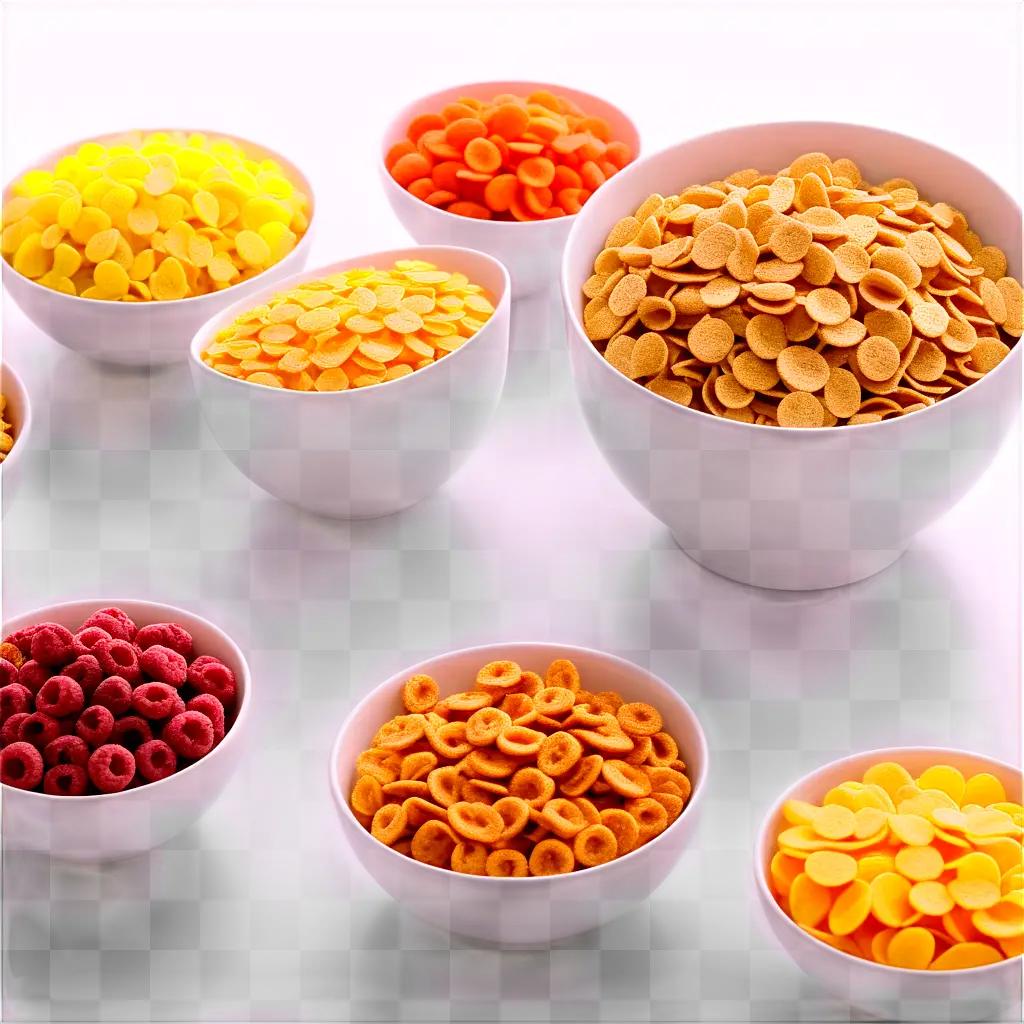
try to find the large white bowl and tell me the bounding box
[381,81,640,297]
[329,642,708,945]
[189,244,510,518]
[561,122,1023,590]
[755,747,1023,1022]
[2,129,315,366]
[1,598,252,861]
[0,359,32,512]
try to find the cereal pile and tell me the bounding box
[388,90,632,221]
[582,152,1022,427]
[0,607,238,794]
[769,761,1023,969]
[2,131,309,301]
[202,260,494,390]
[0,393,15,463]
[350,658,691,876]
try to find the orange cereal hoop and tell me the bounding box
[581,152,1021,427]
[389,90,633,221]
[767,759,1024,968]
[201,260,494,391]
[349,655,692,874]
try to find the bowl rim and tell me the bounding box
[188,243,511,397]
[1,597,252,803]
[0,126,317,310]
[754,744,1024,977]
[379,79,642,232]
[560,119,1023,436]
[0,358,32,479]
[328,640,709,885]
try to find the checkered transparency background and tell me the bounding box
[1,1,1022,1021]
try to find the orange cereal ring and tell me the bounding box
[535,714,566,731]
[483,173,518,213]
[385,140,417,170]
[464,137,502,175]
[496,725,546,757]
[382,779,430,800]
[571,727,634,756]
[426,720,473,759]
[475,660,523,692]
[500,692,537,725]
[650,791,684,822]
[539,797,588,839]
[438,690,492,713]
[545,659,581,692]
[451,840,489,875]
[624,735,654,766]
[407,113,446,142]
[426,765,462,808]
[410,818,457,866]
[572,796,601,825]
[486,848,529,877]
[534,686,576,717]
[351,775,384,817]
[374,714,426,750]
[518,671,543,697]
[444,117,488,150]
[356,747,403,784]
[648,732,680,767]
[402,674,440,714]
[529,838,575,876]
[465,746,521,779]
[626,797,669,841]
[558,753,604,798]
[574,823,619,867]
[466,706,513,746]
[403,796,448,828]
[537,731,584,777]
[617,702,663,737]
[391,152,433,188]
[492,795,531,841]
[602,760,653,799]
[595,691,624,712]
[460,778,508,804]
[371,803,407,846]
[400,749,438,781]
[517,156,555,190]
[564,704,607,728]
[448,801,504,844]
[509,766,556,808]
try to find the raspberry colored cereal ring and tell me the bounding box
[62,654,103,695]
[528,838,575,876]
[132,682,186,720]
[87,743,136,793]
[17,659,50,694]
[43,763,88,796]
[81,608,137,641]
[486,848,529,877]
[44,733,91,767]
[3,625,43,657]
[90,675,134,716]
[186,657,237,707]
[94,639,140,682]
[0,712,28,744]
[34,675,85,718]
[0,656,20,686]
[185,694,225,743]
[138,645,187,688]
[18,711,60,748]
[110,715,152,751]
[0,681,33,720]
[134,623,194,659]
[162,710,215,759]
[401,674,440,714]
[29,623,76,667]
[74,704,115,746]
[1,740,45,789]
[573,823,619,867]
[134,739,178,783]
[74,626,112,652]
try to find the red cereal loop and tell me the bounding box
[34,675,85,718]
[186,693,225,742]
[187,657,237,707]
[0,681,33,720]
[87,743,136,793]
[29,623,76,667]
[0,656,19,687]
[0,712,29,744]
[139,645,187,687]
[162,710,215,759]
[62,654,103,695]
[18,711,61,748]
[90,676,133,715]
[1,740,45,789]
[4,623,44,656]
[74,626,112,653]
[43,763,88,796]
[81,607,137,641]
[131,681,186,720]
[74,705,115,747]
[94,638,141,682]
[44,734,91,767]
[134,739,178,783]
[109,715,152,751]
[17,659,50,694]
[134,623,194,659]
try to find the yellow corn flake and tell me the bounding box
[201,261,496,391]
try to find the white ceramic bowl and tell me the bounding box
[755,747,1023,1022]
[0,359,32,512]
[1,129,315,366]
[329,642,708,945]
[189,244,510,518]
[1,598,251,861]
[381,81,640,297]
[562,122,1023,590]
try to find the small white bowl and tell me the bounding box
[1,129,315,366]
[0,359,32,512]
[380,81,640,297]
[189,244,511,518]
[329,642,708,945]
[755,746,1022,1022]
[1,598,252,862]
[561,122,1023,590]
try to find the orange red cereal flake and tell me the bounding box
[201,260,494,391]
[350,658,692,875]
[2,131,310,301]
[388,90,633,222]
[769,760,1024,969]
